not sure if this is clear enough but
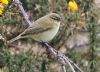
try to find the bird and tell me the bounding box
[7,13,61,44]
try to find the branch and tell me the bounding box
[62,65,66,72]
[14,0,83,72]
[14,0,32,27]
[44,43,83,72]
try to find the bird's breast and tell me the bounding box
[33,22,60,42]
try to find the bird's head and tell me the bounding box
[48,13,61,22]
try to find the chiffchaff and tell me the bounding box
[7,13,61,43]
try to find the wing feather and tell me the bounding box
[22,27,51,36]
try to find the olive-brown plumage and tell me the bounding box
[8,13,61,43]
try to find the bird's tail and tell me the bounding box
[7,28,28,44]
[7,28,27,44]
[7,35,22,44]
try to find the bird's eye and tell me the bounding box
[50,16,61,21]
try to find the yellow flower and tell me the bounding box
[0,8,3,15]
[0,3,4,10]
[0,0,8,5]
[68,1,78,11]
[0,4,4,15]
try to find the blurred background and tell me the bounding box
[0,0,100,72]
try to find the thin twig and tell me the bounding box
[67,57,83,72]
[62,65,66,72]
[45,42,83,72]
[44,43,76,72]
[14,0,32,27]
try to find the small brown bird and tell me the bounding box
[8,13,61,43]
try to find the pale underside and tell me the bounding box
[23,22,60,42]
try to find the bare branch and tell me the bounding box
[45,43,82,72]
[62,65,66,72]
[14,0,32,27]
[65,54,83,72]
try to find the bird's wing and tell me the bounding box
[21,16,52,36]
[22,26,52,36]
